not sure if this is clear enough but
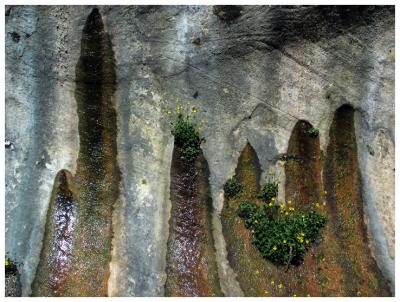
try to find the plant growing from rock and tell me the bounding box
[224,177,244,199]
[169,99,205,159]
[5,257,18,276]
[307,127,319,138]
[237,201,326,268]
[258,170,279,202]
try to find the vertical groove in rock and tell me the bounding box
[285,120,322,208]
[32,8,120,296]
[221,142,273,296]
[324,105,390,296]
[32,170,76,296]
[69,7,120,296]
[165,147,222,297]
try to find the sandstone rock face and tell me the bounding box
[5,5,395,296]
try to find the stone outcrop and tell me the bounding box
[5,5,395,296]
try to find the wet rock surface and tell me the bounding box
[165,147,222,296]
[5,5,394,296]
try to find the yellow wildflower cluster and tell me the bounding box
[296,232,306,243]
[176,104,184,113]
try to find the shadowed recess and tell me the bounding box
[165,147,222,297]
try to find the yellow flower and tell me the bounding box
[289,207,295,211]
[272,245,277,251]
[268,202,273,207]
[5,259,9,266]
[264,290,269,294]
[288,200,292,204]
[315,202,320,208]
[278,283,283,289]
[283,240,287,244]
[176,98,180,103]
[255,270,260,275]
[271,197,276,201]
[271,280,275,285]
[307,294,311,297]
[285,211,289,216]
[293,294,297,297]
[192,107,198,113]
[324,191,328,195]
[301,232,305,236]
[280,204,285,209]
[305,239,309,244]
[187,101,191,105]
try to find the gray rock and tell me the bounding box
[5,5,395,296]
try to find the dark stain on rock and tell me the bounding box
[10,32,20,43]
[32,8,120,297]
[192,37,201,46]
[165,147,222,297]
[68,7,120,296]
[213,5,242,24]
[324,104,391,296]
[32,170,76,296]
[285,120,322,208]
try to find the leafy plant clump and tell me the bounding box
[307,127,319,138]
[237,201,326,267]
[258,172,279,202]
[169,99,204,159]
[224,177,244,199]
[5,258,18,276]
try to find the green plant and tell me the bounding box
[237,201,326,267]
[258,171,279,202]
[307,127,319,138]
[5,258,18,276]
[169,100,204,159]
[224,177,244,199]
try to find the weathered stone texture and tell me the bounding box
[5,5,394,296]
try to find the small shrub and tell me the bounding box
[170,100,204,159]
[238,201,326,267]
[237,201,260,221]
[224,177,244,199]
[258,172,279,202]
[307,127,319,138]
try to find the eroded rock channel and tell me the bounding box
[32,8,120,296]
[165,147,222,297]
[324,105,390,296]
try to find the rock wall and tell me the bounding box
[5,5,395,296]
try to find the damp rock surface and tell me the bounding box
[5,5,395,296]
[165,147,222,296]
